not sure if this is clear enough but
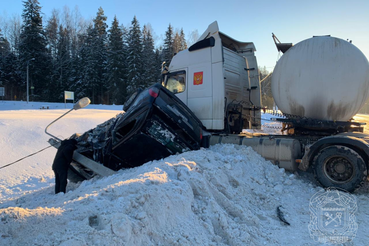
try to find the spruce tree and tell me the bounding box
[142,25,157,87]
[162,24,174,65]
[64,6,88,99]
[92,7,108,104]
[179,28,187,51]
[78,7,108,104]
[107,16,126,104]
[155,48,163,83]
[19,0,52,101]
[0,52,23,100]
[0,29,22,100]
[55,24,71,99]
[80,25,99,103]
[0,29,10,58]
[46,11,62,101]
[72,27,90,101]
[127,16,143,93]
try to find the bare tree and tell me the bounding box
[259,66,274,108]
[46,9,59,58]
[0,15,22,54]
[187,29,199,46]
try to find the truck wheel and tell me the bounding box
[313,145,367,192]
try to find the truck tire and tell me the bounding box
[313,145,367,192]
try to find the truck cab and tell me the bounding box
[162,21,262,133]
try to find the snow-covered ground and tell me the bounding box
[0,101,368,246]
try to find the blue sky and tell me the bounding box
[1,0,369,71]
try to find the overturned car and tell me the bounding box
[48,83,207,182]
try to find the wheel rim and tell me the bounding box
[323,156,354,183]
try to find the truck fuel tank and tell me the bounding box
[210,135,302,171]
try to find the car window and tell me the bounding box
[163,71,186,94]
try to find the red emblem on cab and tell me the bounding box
[193,72,203,85]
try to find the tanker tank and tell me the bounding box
[271,36,369,121]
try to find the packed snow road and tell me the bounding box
[0,104,368,245]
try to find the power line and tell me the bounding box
[0,144,56,170]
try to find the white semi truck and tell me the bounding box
[48,21,369,192]
[162,21,262,133]
[161,21,369,192]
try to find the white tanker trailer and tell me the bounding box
[162,21,369,192]
[272,35,369,121]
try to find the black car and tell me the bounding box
[68,83,208,181]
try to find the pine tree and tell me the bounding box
[142,25,157,87]
[55,24,71,99]
[0,28,10,83]
[0,29,11,57]
[93,7,108,104]
[78,7,108,104]
[63,6,87,99]
[179,28,187,51]
[72,26,90,100]
[46,10,62,101]
[19,0,52,101]
[80,25,99,103]
[121,25,130,97]
[162,24,174,65]
[127,16,143,93]
[93,7,108,37]
[45,9,59,59]
[0,29,22,100]
[107,16,126,104]
[155,48,162,83]
[173,28,187,56]
[173,32,181,55]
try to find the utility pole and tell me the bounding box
[26,58,35,103]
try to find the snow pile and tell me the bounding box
[0,145,305,245]
[0,144,368,245]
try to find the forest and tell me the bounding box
[0,0,189,104]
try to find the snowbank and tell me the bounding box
[1,144,369,245]
[0,145,308,245]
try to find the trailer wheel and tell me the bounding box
[313,145,367,192]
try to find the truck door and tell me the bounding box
[187,62,213,129]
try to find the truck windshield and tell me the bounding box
[162,70,186,94]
